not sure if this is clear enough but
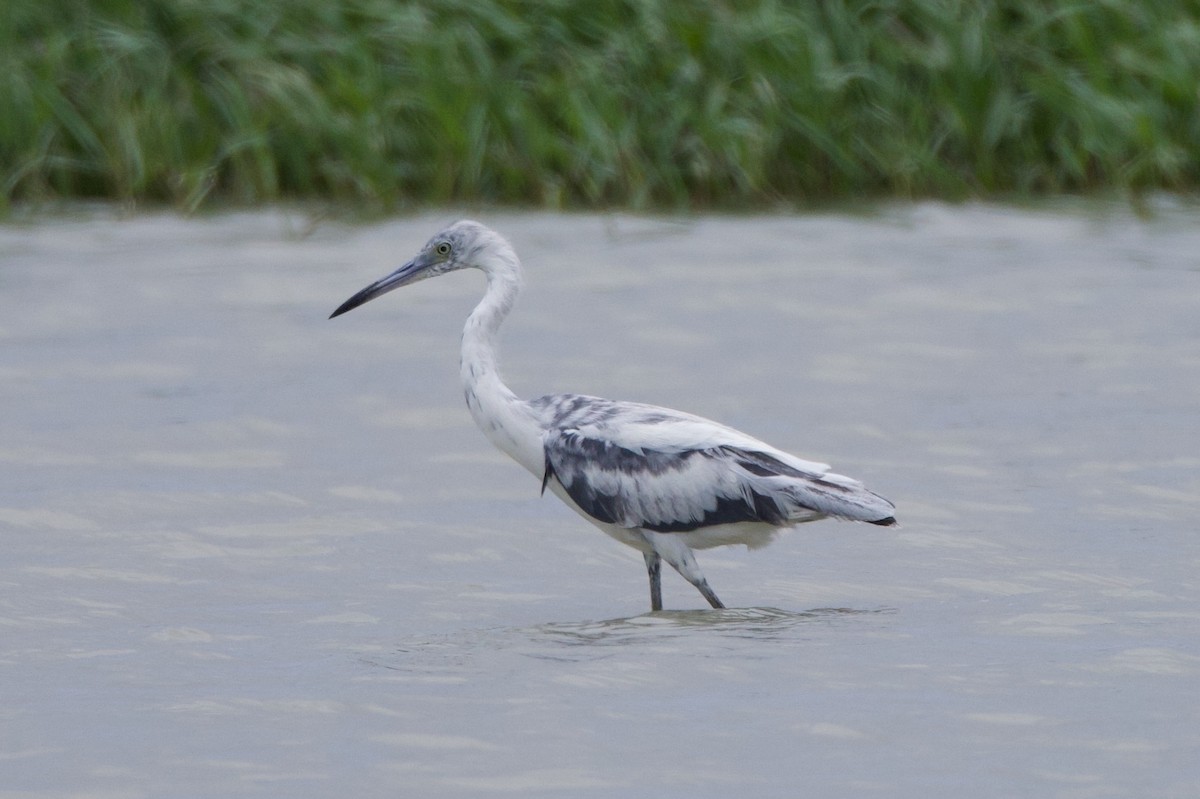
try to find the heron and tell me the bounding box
[331,221,896,611]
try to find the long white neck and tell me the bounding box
[460,252,544,477]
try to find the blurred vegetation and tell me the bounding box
[2,0,1199,211]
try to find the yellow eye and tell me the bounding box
[436,242,451,256]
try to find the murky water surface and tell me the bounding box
[2,204,1198,797]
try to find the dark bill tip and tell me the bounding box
[329,258,422,320]
[329,284,380,319]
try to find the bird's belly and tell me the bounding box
[670,521,789,550]
[600,518,785,552]
[596,524,655,553]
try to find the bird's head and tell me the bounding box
[329,220,515,319]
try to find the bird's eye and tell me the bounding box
[436,242,452,256]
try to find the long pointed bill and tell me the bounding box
[329,258,425,319]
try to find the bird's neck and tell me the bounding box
[461,263,519,388]
[459,262,543,475]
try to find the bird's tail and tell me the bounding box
[782,470,897,526]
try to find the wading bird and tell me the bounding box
[331,221,896,611]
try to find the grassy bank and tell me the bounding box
[3,0,1199,211]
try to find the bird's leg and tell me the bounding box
[643,531,726,610]
[643,551,663,612]
[694,578,726,610]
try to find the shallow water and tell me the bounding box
[1,203,1198,797]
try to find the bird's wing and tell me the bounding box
[538,400,895,532]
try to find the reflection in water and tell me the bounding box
[370,607,895,672]
[532,606,894,649]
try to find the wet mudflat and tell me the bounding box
[1,203,1198,797]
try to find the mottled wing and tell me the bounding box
[538,399,895,532]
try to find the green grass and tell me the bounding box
[2,0,1199,211]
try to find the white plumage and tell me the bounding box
[331,221,896,611]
